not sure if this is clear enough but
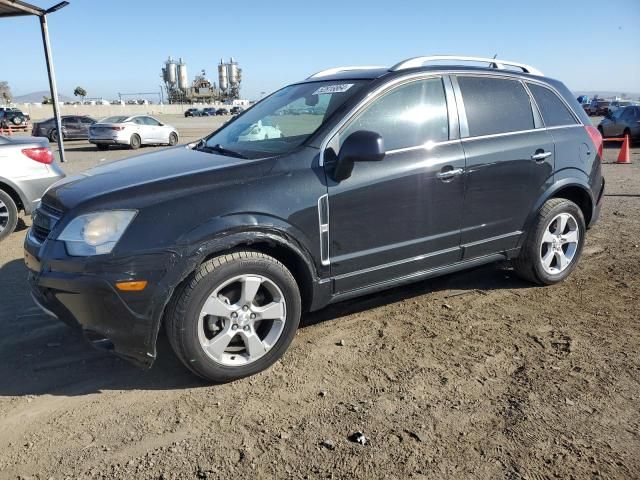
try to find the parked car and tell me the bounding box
[184,108,202,117]
[215,108,229,115]
[25,55,604,383]
[230,106,244,115]
[0,107,30,121]
[88,115,179,150]
[587,99,610,116]
[598,105,640,144]
[0,135,64,241]
[0,110,28,129]
[202,108,217,116]
[31,115,96,142]
[607,100,639,115]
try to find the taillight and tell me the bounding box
[585,125,603,159]
[22,147,53,164]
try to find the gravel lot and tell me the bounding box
[0,116,638,479]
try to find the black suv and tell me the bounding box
[25,56,604,383]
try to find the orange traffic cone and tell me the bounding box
[616,134,631,164]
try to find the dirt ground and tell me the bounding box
[0,117,638,480]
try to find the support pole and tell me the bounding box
[39,14,65,163]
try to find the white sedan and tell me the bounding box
[89,115,179,150]
[238,120,282,142]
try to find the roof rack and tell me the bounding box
[389,55,544,76]
[307,65,385,79]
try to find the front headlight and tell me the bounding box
[58,210,137,256]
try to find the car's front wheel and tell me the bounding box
[513,198,585,285]
[0,189,18,241]
[165,251,301,383]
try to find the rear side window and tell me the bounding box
[457,76,534,137]
[527,83,577,127]
[340,77,449,151]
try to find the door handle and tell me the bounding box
[436,167,464,180]
[531,151,552,162]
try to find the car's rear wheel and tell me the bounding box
[168,132,178,146]
[0,189,18,241]
[130,134,141,150]
[96,144,109,151]
[165,251,301,383]
[49,129,59,143]
[513,198,585,285]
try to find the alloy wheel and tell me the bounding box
[540,212,580,275]
[197,274,287,366]
[0,199,8,232]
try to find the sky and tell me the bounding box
[1,0,639,101]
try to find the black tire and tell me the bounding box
[49,129,59,143]
[168,132,178,146]
[130,134,141,150]
[96,144,109,151]
[597,125,604,137]
[513,198,586,285]
[11,116,23,126]
[0,189,19,241]
[165,251,301,383]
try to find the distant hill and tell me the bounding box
[11,91,74,103]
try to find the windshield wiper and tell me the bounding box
[195,142,247,159]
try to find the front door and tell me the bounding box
[324,76,466,293]
[454,75,555,258]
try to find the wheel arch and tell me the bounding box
[519,177,594,249]
[0,177,26,212]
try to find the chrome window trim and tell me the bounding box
[385,139,461,155]
[459,127,541,143]
[319,72,450,166]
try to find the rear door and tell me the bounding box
[454,75,555,258]
[132,117,150,142]
[325,76,466,293]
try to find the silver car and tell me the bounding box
[0,135,65,241]
[88,115,179,150]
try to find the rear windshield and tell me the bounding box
[101,116,129,123]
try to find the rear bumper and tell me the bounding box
[13,168,65,214]
[24,235,180,368]
[89,138,130,145]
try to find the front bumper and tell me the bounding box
[24,234,180,368]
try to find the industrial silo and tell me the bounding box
[177,58,188,90]
[218,59,229,92]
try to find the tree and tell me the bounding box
[0,81,11,104]
[73,86,87,101]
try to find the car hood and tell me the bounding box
[44,146,264,211]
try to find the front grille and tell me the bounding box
[31,225,51,243]
[30,201,64,244]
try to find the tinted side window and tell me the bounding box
[457,76,534,137]
[144,117,161,126]
[340,77,449,151]
[527,83,577,127]
[621,107,636,121]
[80,117,95,124]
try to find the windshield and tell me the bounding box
[101,116,129,124]
[200,80,367,158]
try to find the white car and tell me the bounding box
[88,115,179,150]
[238,120,282,142]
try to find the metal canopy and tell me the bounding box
[0,0,69,162]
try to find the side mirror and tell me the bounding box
[332,130,385,182]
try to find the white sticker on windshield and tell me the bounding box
[312,84,354,95]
